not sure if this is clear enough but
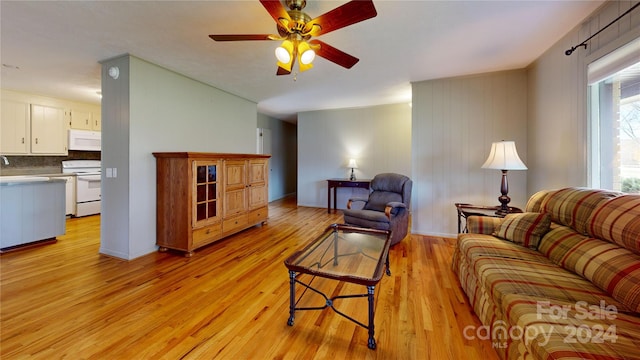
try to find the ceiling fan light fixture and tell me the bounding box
[298,42,315,65]
[210,0,378,76]
[275,40,293,64]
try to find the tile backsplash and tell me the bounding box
[0,151,101,173]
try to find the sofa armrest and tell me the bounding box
[466,215,502,234]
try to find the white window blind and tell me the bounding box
[588,37,640,85]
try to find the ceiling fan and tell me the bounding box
[209,0,377,76]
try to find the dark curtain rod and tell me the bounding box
[565,1,640,56]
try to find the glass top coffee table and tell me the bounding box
[284,223,392,349]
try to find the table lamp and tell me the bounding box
[481,141,527,215]
[348,159,358,180]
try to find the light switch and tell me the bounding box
[113,168,117,178]
[106,168,113,178]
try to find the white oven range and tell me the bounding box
[62,160,101,217]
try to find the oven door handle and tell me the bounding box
[77,175,101,182]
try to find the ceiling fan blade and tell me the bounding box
[209,34,275,41]
[276,66,291,76]
[309,40,359,69]
[304,0,377,37]
[260,0,292,28]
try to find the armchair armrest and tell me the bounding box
[347,197,369,209]
[384,202,407,219]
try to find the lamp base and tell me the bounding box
[495,171,511,216]
[349,168,356,181]
[495,194,511,216]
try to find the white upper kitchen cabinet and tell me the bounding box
[93,113,101,131]
[1,89,100,155]
[0,99,29,154]
[70,110,101,131]
[30,104,67,155]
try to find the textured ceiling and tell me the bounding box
[0,1,604,121]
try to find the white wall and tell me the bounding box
[100,55,257,259]
[297,103,412,209]
[257,113,297,201]
[527,1,640,193]
[100,55,130,259]
[411,70,528,237]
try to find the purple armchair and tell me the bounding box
[342,173,412,246]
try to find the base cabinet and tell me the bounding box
[153,152,270,256]
[0,180,66,251]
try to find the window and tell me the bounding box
[588,38,640,194]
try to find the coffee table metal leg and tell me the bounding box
[288,270,296,326]
[385,253,391,276]
[367,285,376,349]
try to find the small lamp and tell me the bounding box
[347,159,358,180]
[482,141,527,215]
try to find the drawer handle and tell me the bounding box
[205,229,211,234]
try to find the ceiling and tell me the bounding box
[0,1,605,122]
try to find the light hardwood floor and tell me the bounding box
[0,197,498,359]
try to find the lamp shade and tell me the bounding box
[347,159,358,169]
[481,141,527,170]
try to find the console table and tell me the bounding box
[326,179,371,213]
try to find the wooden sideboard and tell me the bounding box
[153,152,270,256]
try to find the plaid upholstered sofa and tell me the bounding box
[452,187,640,360]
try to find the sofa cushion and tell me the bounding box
[455,234,555,327]
[557,237,640,314]
[525,189,553,213]
[562,238,640,313]
[540,187,621,235]
[457,233,551,263]
[538,225,590,265]
[456,235,630,312]
[471,254,630,313]
[538,224,640,313]
[502,293,640,360]
[466,215,503,235]
[492,212,551,249]
[587,194,640,256]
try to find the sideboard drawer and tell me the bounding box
[223,213,249,234]
[249,206,268,224]
[192,222,222,248]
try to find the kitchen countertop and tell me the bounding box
[0,167,69,177]
[0,176,66,186]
